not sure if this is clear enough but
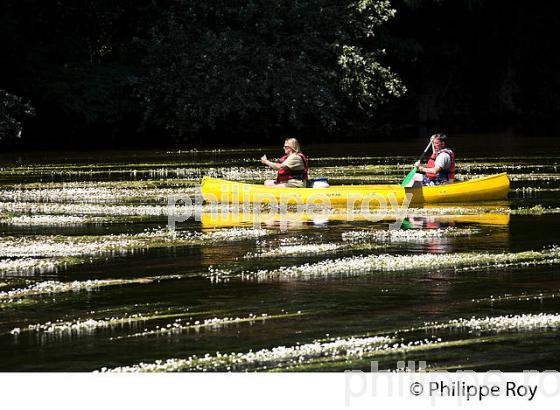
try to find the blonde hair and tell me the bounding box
[284,137,300,152]
[431,133,447,142]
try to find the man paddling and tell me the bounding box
[411,133,455,186]
[260,138,309,188]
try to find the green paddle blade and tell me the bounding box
[400,167,418,187]
[400,218,413,230]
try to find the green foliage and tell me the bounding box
[5,0,559,147]
[1,0,154,144]
[138,0,405,141]
[0,90,35,140]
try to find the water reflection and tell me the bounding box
[200,205,511,230]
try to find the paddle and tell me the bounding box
[400,138,434,187]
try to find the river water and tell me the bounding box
[1,135,559,372]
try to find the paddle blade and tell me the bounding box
[400,167,418,187]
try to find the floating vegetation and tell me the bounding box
[510,205,560,215]
[243,235,387,259]
[341,227,479,243]
[0,258,64,276]
[114,311,303,340]
[100,335,398,372]
[0,228,267,258]
[459,163,556,172]
[0,228,269,274]
[9,310,203,336]
[0,236,134,258]
[196,228,269,241]
[424,313,560,333]
[509,174,560,182]
[11,317,121,336]
[513,187,560,194]
[245,243,341,258]
[0,214,111,226]
[0,277,154,302]
[218,246,560,280]
[471,291,560,305]
[1,165,211,180]
[6,179,197,190]
[0,187,196,205]
[57,311,560,372]
[0,201,178,217]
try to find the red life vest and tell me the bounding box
[276,152,309,183]
[425,148,455,181]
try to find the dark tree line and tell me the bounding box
[1,0,559,149]
[378,0,560,136]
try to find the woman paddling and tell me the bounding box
[412,133,456,186]
[260,138,309,188]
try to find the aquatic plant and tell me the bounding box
[471,291,560,304]
[424,313,560,332]
[0,201,179,216]
[0,215,108,226]
[0,187,196,205]
[219,246,560,280]
[115,312,303,340]
[245,243,341,258]
[509,174,560,182]
[341,227,479,242]
[101,335,396,372]
[100,312,560,372]
[0,258,63,276]
[510,205,560,215]
[10,310,221,336]
[0,278,154,302]
[0,227,269,274]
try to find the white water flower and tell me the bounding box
[0,236,136,257]
[424,313,560,332]
[228,246,560,280]
[0,215,103,226]
[0,187,196,205]
[0,278,153,301]
[117,312,301,340]
[0,202,177,216]
[509,174,560,182]
[342,227,478,243]
[510,206,560,215]
[102,335,396,372]
[471,290,560,304]
[246,243,341,258]
[0,227,268,274]
[96,310,560,372]
[0,258,62,275]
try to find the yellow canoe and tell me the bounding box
[201,173,510,206]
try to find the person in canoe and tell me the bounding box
[411,133,455,186]
[260,137,309,188]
